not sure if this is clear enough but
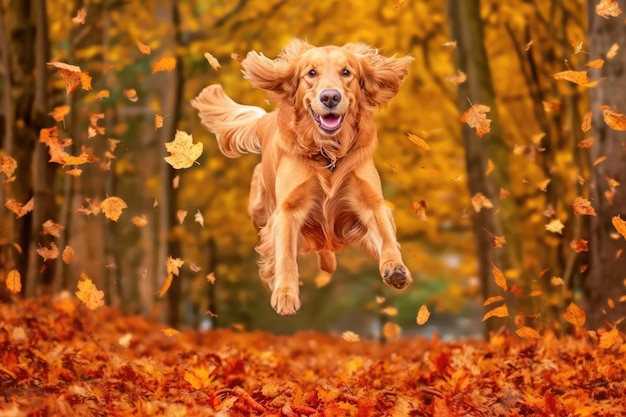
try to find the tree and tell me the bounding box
[584,3,626,329]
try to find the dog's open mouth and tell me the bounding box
[311,108,343,134]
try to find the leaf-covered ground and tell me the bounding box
[1,297,625,416]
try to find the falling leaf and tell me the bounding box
[49,105,70,122]
[551,277,565,286]
[543,100,562,112]
[586,59,605,68]
[612,216,626,239]
[206,272,216,284]
[445,70,466,85]
[314,271,331,288]
[62,246,75,264]
[572,196,596,216]
[152,57,176,73]
[124,89,138,102]
[595,0,622,18]
[131,215,148,227]
[491,234,506,248]
[405,132,431,150]
[416,305,430,325]
[563,302,586,327]
[471,193,494,212]
[194,210,205,227]
[570,238,589,253]
[482,304,509,321]
[581,111,592,132]
[95,90,110,100]
[0,153,17,179]
[75,274,104,310]
[341,331,360,343]
[176,210,187,224]
[460,104,491,138]
[189,263,201,273]
[164,130,203,169]
[492,264,508,291]
[551,70,593,86]
[204,52,222,70]
[77,197,102,216]
[136,40,151,55]
[441,40,457,49]
[578,137,595,148]
[162,327,180,337]
[411,200,428,221]
[158,273,174,297]
[36,242,59,261]
[382,322,402,340]
[166,256,184,276]
[118,333,132,348]
[599,327,620,349]
[483,295,505,306]
[380,306,398,317]
[570,38,584,55]
[485,159,494,176]
[42,220,64,237]
[6,269,21,294]
[605,175,620,189]
[230,52,243,62]
[515,327,541,339]
[72,8,87,24]
[155,114,164,130]
[47,62,91,95]
[606,43,619,59]
[6,197,34,218]
[545,219,565,234]
[101,196,128,222]
[599,105,626,130]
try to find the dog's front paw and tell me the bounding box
[381,262,413,290]
[271,286,301,315]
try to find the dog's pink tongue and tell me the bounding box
[321,115,341,130]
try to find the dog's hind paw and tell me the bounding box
[381,262,413,290]
[271,286,301,315]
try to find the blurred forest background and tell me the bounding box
[1,0,625,339]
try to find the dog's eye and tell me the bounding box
[342,68,351,77]
[307,69,317,77]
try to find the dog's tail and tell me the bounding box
[191,85,266,157]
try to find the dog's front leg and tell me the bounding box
[355,163,413,290]
[266,164,313,315]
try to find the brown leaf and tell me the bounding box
[36,242,59,261]
[572,196,596,216]
[5,197,34,218]
[570,238,589,253]
[577,137,595,148]
[460,104,491,138]
[0,152,17,179]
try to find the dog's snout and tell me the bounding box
[319,89,341,108]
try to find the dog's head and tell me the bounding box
[242,39,413,156]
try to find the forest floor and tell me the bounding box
[0,296,625,417]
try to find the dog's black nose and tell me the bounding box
[320,89,341,108]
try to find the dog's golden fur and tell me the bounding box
[191,39,414,315]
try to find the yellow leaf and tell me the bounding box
[95,90,110,100]
[482,304,509,321]
[6,269,21,294]
[612,216,626,240]
[380,306,398,316]
[551,70,593,86]
[164,130,203,169]
[314,271,331,288]
[563,302,586,327]
[101,196,127,222]
[204,52,222,70]
[184,367,212,390]
[606,42,619,59]
[416,304,430,325]
[152,57,177,73]
[75,274,104,310]
[515,326,541,339]
[545,219,565,234]
[460,104,491,138]
[492,265,508,291]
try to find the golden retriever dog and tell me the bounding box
[191,39,414,315]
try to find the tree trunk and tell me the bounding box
[585,5,626,330]
[446,0,522,333]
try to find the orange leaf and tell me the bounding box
[483,295,505,307]
[155,114,164,130]
[0,152,17,179]
[158,273,174,297]
[164,130,203,169]
[72,8,87,24]
[485,159,494,175]
[599,327,620,349]
[563,302,586,327]
[416,304,430,325]
[152,57,177,73]
[460,104,491,138]
[411,200,428,221]
[162,327,180,337]
[341,331,360,343]
[136,40,151,55]
[405,132,431,150]
[471,192,493,212]
[445,70,466,85]
[552,70,593,86]
[95,90,110,100]
[101,196,127,222]
[166,256,184,276]
[380,306,398,316]
[492,264,508,291]
[206,272,216,284]
[131,215,148,227]
[515,326,540,339]
[75,274,104,310]
[570,238,589,253]
[482,304,509,321]
[5,197,34,218]
[124,89,138,102]
[49,105,70,122]
[612,216,626,240]
[6,269,21,294]
[572,196,596,216]
[595,0,622,18]
[382,322,402,340]
[586,59,605,68]
[176,209,187,224]
[581,111,592,132]
[62,246,75,264]
[42,220,64,238]
[600,106,626,130]
[577,137,595,148]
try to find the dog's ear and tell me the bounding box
[242,39,313,101]
[345,43,414,109]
